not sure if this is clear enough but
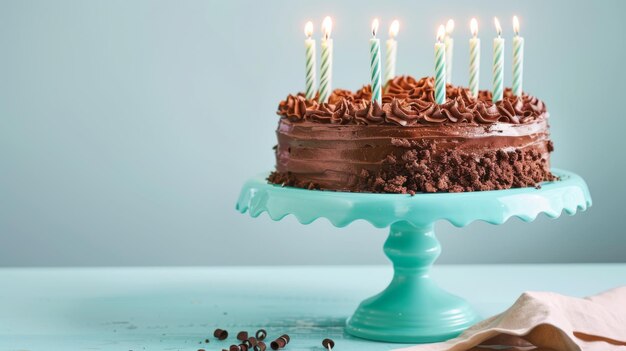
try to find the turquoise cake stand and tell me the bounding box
[235,169,591,343]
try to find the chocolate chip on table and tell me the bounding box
[269,339,283,350]
[270,335,290,350]
[214,328,228,340]
[241,339,252,348]
[254,341,266,351]
[229,345,240,351]
[247,337,258,347]
[322,338,335,350]
[237,331,249,341]
[255,329,267,341]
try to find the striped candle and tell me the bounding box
[319,16,333,104]
[369,19,382,105]
[384,20,399,85]
[434,25,446,104]
[492,17,504,103]
[512,16,524,97]
[304,21,316,100]
[444,19,454,84]
[469,18,480,98]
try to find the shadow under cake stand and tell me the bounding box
[235,169,592,343]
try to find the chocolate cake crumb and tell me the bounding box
[391,138,412,148]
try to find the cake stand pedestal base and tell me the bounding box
[236,169,591,343]
[346,221,478,343]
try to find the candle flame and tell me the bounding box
[446,19,455,35]
[494,17,502,37]
[436,24,445,43]
[371,18,379,37]
[322,16,333,40]
[470,18,478,37]
[304,21,313,38]
[389,20,400,38]
[513,15,520,35]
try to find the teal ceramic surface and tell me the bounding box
[236,169,592,343]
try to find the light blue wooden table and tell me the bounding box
[1,265,624,351]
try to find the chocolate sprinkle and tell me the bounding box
[270,335,290,350]
[255,329,267,341]
[241,340,252,348]
[322,339,335,349]
[248,337,258,347]
[214,329,228,340]
[269,340,283,350]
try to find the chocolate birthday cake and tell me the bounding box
[268,76,555,194]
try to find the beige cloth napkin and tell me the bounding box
[394,287,626,351]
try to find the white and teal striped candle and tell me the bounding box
[434,25,447,104]
[512,16,524,97]
[469,18,480,98]
[319,16,333,104]
[384,20,399,85]
[304,21,316,100]
[369,19,382,105]
[444,19,454,84]
[492,17,504,103]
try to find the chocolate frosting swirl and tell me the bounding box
[277,76,548,125]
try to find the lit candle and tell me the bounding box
[384,20,399,85]
[319,16,333,104]
[435,24,447,104]
[304,21,316,100]
[469,18,480,98]
[370,18,382,105]
[445,19,455,83]
[512,15,524,97]
[492,17,504,103]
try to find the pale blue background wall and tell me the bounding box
[1,0,625,266]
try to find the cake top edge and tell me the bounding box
[277,76,547,126]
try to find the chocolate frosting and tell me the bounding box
[270,118,554,193]
[277,76,547,126]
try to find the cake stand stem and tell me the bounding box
[386,221,440,276]
[345,221,480,343]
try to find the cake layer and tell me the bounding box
[269,118,554,194]
[269,76,555,194]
